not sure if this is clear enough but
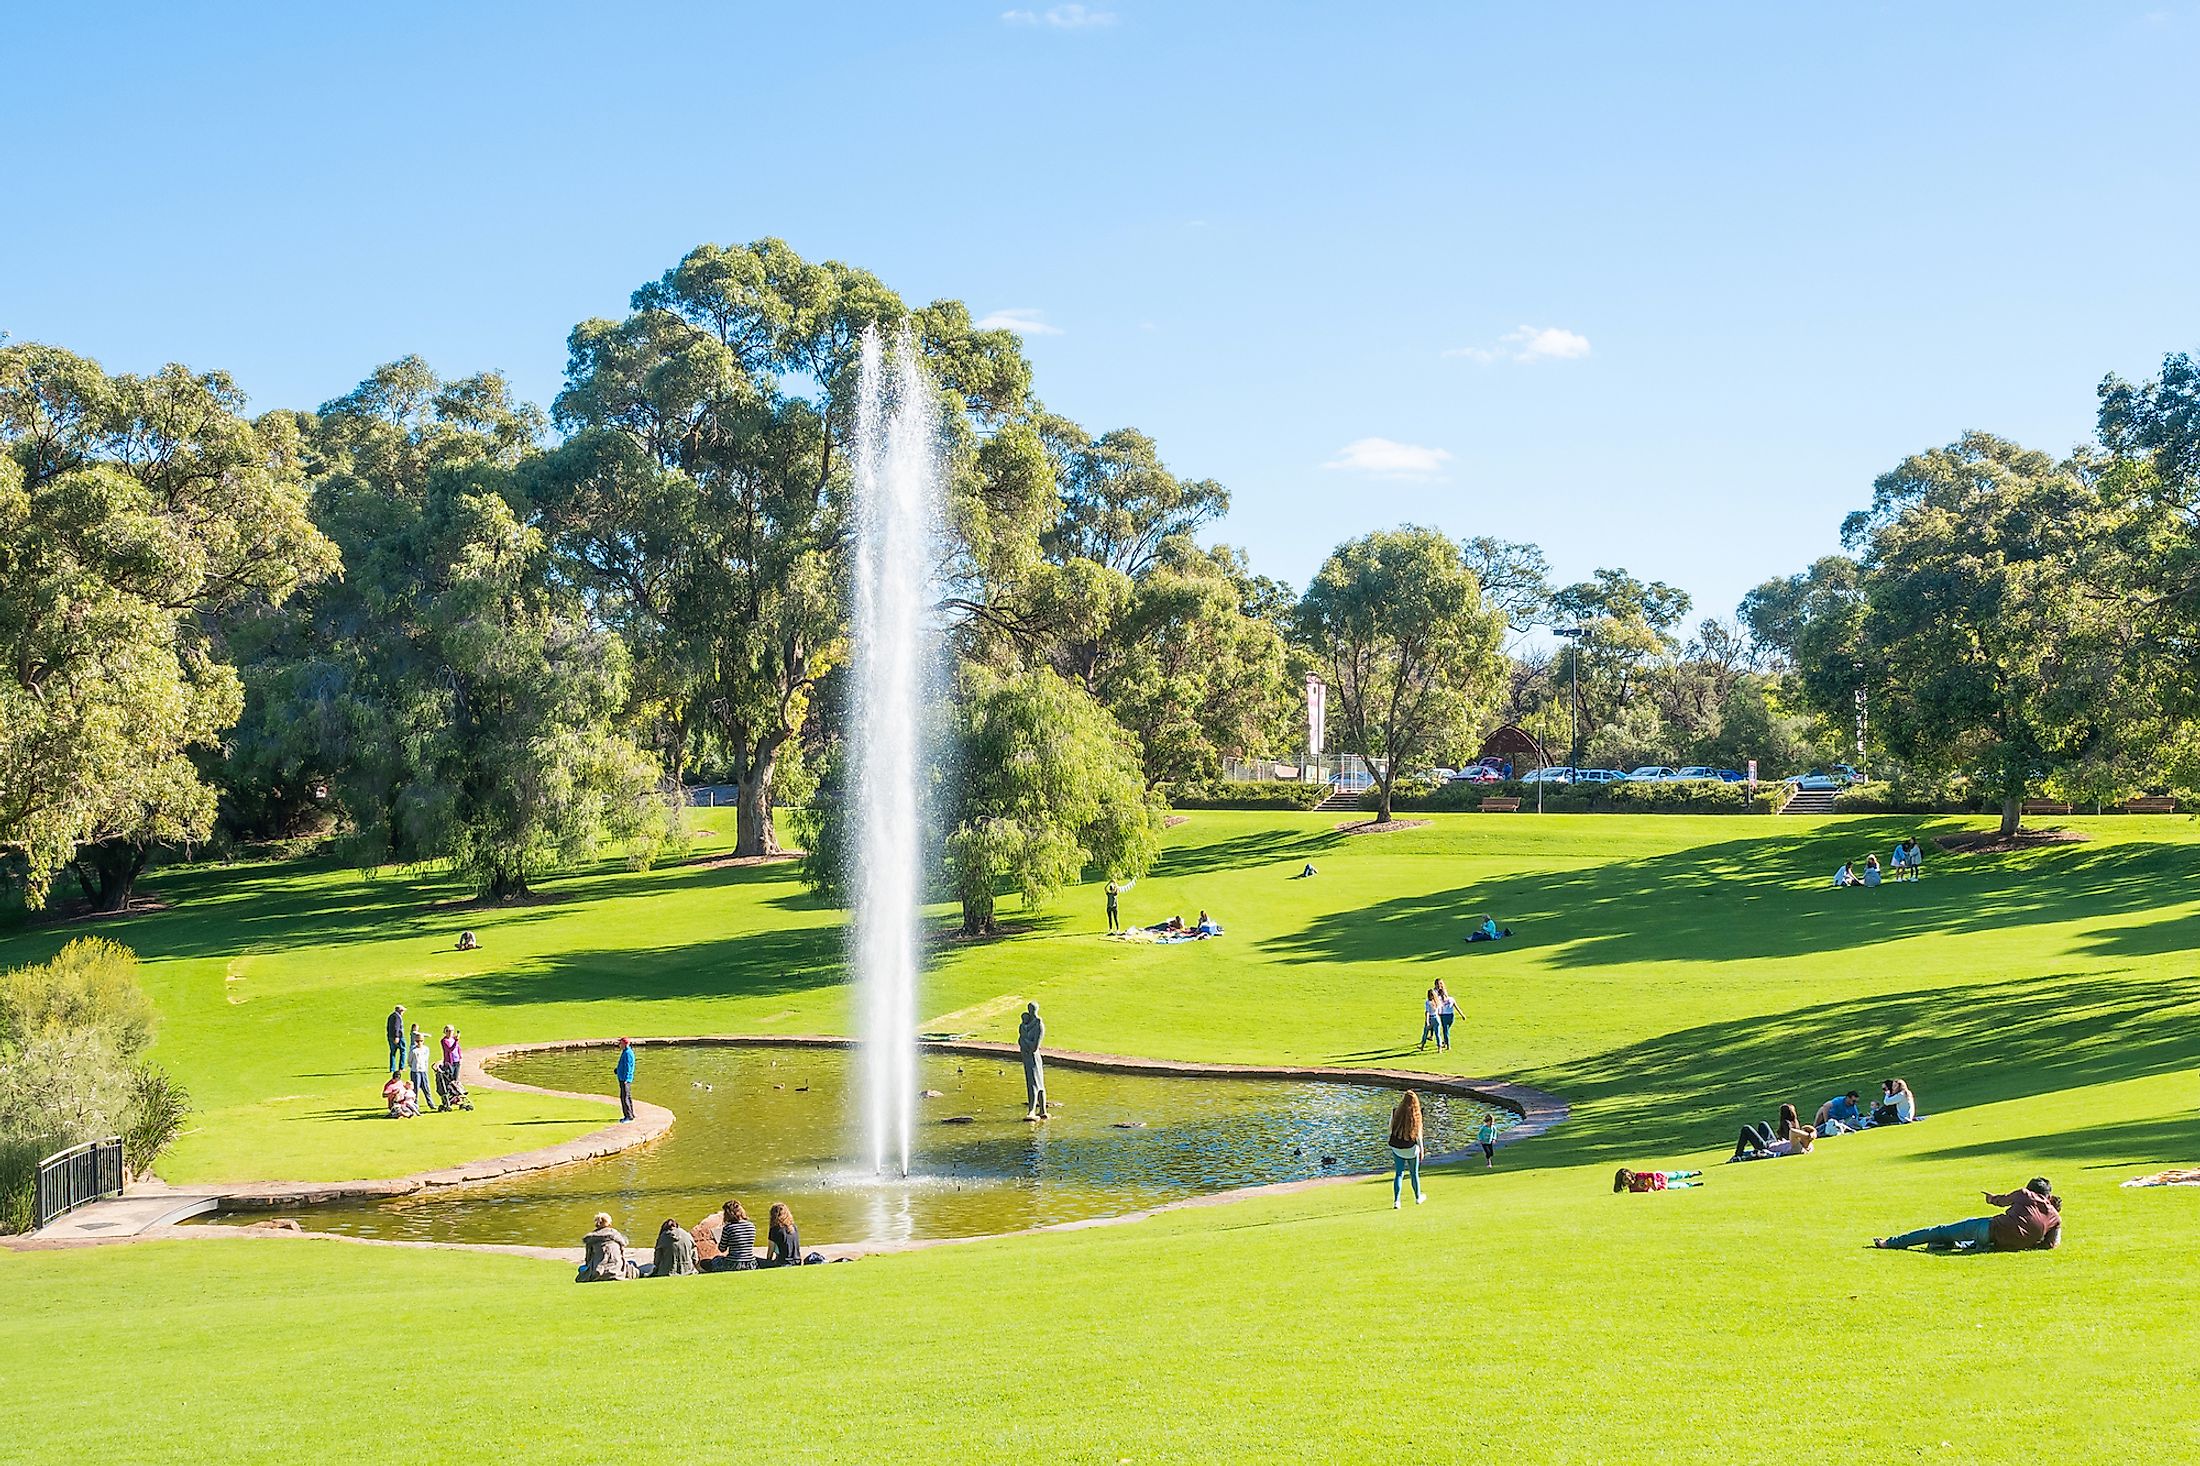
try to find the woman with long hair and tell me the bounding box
[1387,1090,1426,1208]
[765,1202,802,1267]
[711,1199,756,1271]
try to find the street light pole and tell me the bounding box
[1553,626,1589,771]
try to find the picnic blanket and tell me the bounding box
[1109,926,1224,945]
[2122,1168,2200,1188]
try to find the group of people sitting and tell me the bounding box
[579,1198,815,1281]
[1128,910,1223,941]
[1732,1079,1920,1161]
[1834,839,1925,888]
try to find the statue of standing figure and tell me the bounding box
[1018,1002,1049,1121]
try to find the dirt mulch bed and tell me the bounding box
[1934,828,2090,854]
[30,893,175,925]
[426,889,579,913]
[1335,818,1434,836]
[687,850,805,872]
[931,921,1038,946]
[1164,815,1191,828]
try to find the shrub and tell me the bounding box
[0,939,189,1232]
[1391,778,1766,814]
[1832,781,1896,813]
[1168,780,1329,811]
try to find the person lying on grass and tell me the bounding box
[1731,1121,1815,1162]
[1874,1178,2062,1253]
[1614,1168,1704,1192]
[1731,1104,1800,1159]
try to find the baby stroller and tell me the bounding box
[434,1061,474,1112]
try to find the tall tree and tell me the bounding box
[0,345,336,908]
[537,240,1033,856]
[1549,568,1692,766]
[234,360,659,897]
[1838,432,2136,836]
[1296,528,1506,823]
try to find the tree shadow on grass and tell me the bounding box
[1519,974,2200,1171]
[443,922,848,1010]
[1919,1114,2200,1172]
[1264,828,2200,970]
[1148,827,1344,881]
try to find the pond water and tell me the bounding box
[220,1044,1504,1248]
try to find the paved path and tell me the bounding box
[33,1186,221,1241]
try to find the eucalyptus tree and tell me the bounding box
[234,360,658,897]
[535,240,1036,856]
[1837,432,2138,835]
[0,344,336,908]
[1296,528,1507,823]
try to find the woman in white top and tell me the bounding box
[1433,979,1458,1052]
[1419,990,1439,1051]
[1387,1090,1426,1207]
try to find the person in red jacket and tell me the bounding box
[1613,1168,1704,1193]
[1873,1178,2062,1252]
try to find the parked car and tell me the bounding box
[1450,766,1504,784]
[1624,766,1682,782]
[1714,768,1746,783]
[1572,768,1627,785]
[1520,766,1575,784]
[1793,769,1853,792]
[1674,766,1721,781]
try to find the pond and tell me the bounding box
[218,1044,1507,1248]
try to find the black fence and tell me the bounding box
[34,1137,124,1230]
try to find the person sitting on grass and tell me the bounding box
[1614,1168,1705,1192]
[1833,861,1861,888]
[708,1199,757,1272]
[456,929,479,951]
[579,1213,635,1281]
[1874,1178,2062,1253]
[765,1202,802,1267]
[653,1218,698,1277]
[1870,1078,1918,1126]
[1862,854,1883,888]
[382,1073,419,1119]
[1730,1103,1800,1160]
[1466,915,1511,943]
[1816,1090,1866,1134]
[1195,909,1219,937]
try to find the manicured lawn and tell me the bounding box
[5,812,2200,1461]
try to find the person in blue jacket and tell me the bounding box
[615,1037,637,1121]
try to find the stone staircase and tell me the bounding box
[1313,786,1366,814]
[1782,787,1837,815]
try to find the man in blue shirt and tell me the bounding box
[1818,1090,1863,1133]
[614,1038,637,1121]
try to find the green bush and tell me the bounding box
[1832,781,1895,813]
[0,939,190,1232]
[1169,780,1329,811]
[1391,777,1767,815]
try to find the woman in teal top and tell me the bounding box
[1476,1114,1499,1168]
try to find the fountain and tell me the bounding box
[850,324,940,1178]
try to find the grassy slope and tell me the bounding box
[5,813,2200,1462]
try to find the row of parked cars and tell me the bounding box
[1442,762,1863,788]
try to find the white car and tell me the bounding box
[1573,768,1627,785]
[1675,766,1722,781]
[1520,766,1574,784]
[1625,766,1682,782]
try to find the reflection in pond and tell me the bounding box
[218,1045,1505,1248]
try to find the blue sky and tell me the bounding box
[5,1,2196,623]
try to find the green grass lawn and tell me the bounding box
[6,812,2200,1462]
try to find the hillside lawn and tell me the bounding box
[5,812,2200,1462]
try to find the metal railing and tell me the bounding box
[34,1136,124,1230]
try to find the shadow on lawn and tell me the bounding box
[1919,1114,2200,1172]
[1148,827,1343,881]
[445,920,845,1010]
[1266,823,2200,971]
[1520,973,2200,1170]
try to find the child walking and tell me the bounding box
[1476,1113,1499,1168]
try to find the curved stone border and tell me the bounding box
[14,1035,1566,1257]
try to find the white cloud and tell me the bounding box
[1444,325,1592,364]
[1322,437,1454,479]
[1002,4,1118,27]
[974,308,1063,337]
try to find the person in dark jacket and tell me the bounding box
[614,1038,636,1121]
[653,1218,699,1277]
[1018,1003,1048,1120]
[1874,1178,2063,1252]
[708,1199,757,1272]
[386,1004,407,1074]
[765,1203,801,1267]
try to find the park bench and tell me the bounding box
[2119,796,2178,813]
[1479,797,1522,813]
[2020,799,2072,816]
